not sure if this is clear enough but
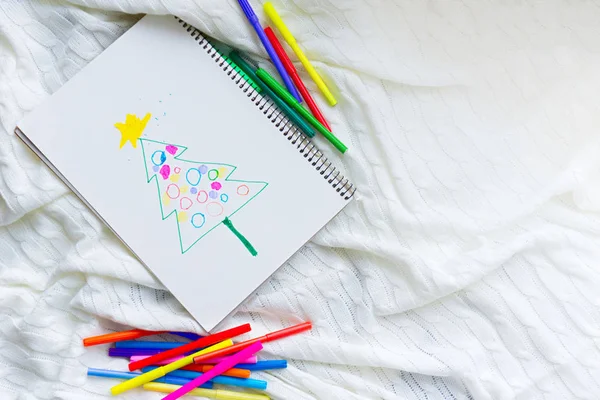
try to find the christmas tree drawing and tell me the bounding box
[114,113,268,255]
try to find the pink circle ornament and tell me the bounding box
[196,190,208,204]
[166,184,180,199]
[206,202,224,217]
[237,184,250,196]
[180,197,193,210]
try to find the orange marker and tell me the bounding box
[83,329,167,347]
[182,365,251,379]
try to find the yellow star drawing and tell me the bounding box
[114,113,151,149]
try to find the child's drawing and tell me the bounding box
[114,113,268,255]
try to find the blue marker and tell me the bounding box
[141,366,267,390]
[170,332,203,341]
[87,368,213,388]
[236,360,287,370]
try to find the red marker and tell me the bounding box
[128,323,251,371]
[264,28,332,131]
[193,321,312,365]
[83,329,167,347]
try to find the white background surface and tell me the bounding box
[2,1,600,399]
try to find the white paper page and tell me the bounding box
[17,15,350,331]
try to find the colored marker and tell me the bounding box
[116,341,188,349]
[142,367,267,390]
[140,363,252,379]
[110,339,232,395]
[170,332,202,341]
[143,382,271,400]
[109,348,169,357]
[264,27,332,131]
[128,323,251,371]
[179,364,251,378]
[235,360,287,371]
[227,51,315,138]
[162,341,263,400]
[199,355,256,365]
[194,322,311,365]
[131,355,257,365]
[264,2,337,106]
[86,368,213,388]
[237,0,302,102]
[83,329,166,347]
[256,69,347,153]
[142,364,250,379]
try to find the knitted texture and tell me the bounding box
[2,1,600,399]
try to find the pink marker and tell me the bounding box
[129,355,257,365]
[199,355,256,364]
[161,341,263,400]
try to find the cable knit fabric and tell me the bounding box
[2,1,600,399]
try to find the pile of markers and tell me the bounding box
[83,321,311,399]
[230,0,347,154]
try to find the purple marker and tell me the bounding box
[109,348,164,357]
[237,0,302,103]
[170,332,202,341]
[109,348,196,358]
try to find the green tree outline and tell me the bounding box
[139,138,268,254]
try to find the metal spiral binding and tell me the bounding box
[176,17,356,200]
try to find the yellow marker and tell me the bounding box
[110,339,232,395]
[264,2,337,106]
[143,382,271,400]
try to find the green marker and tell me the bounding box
[227,51,315,138]
[255,68,348,154]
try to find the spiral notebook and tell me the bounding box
[15,15,354,331]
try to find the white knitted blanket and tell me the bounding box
[2,1,600,399]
